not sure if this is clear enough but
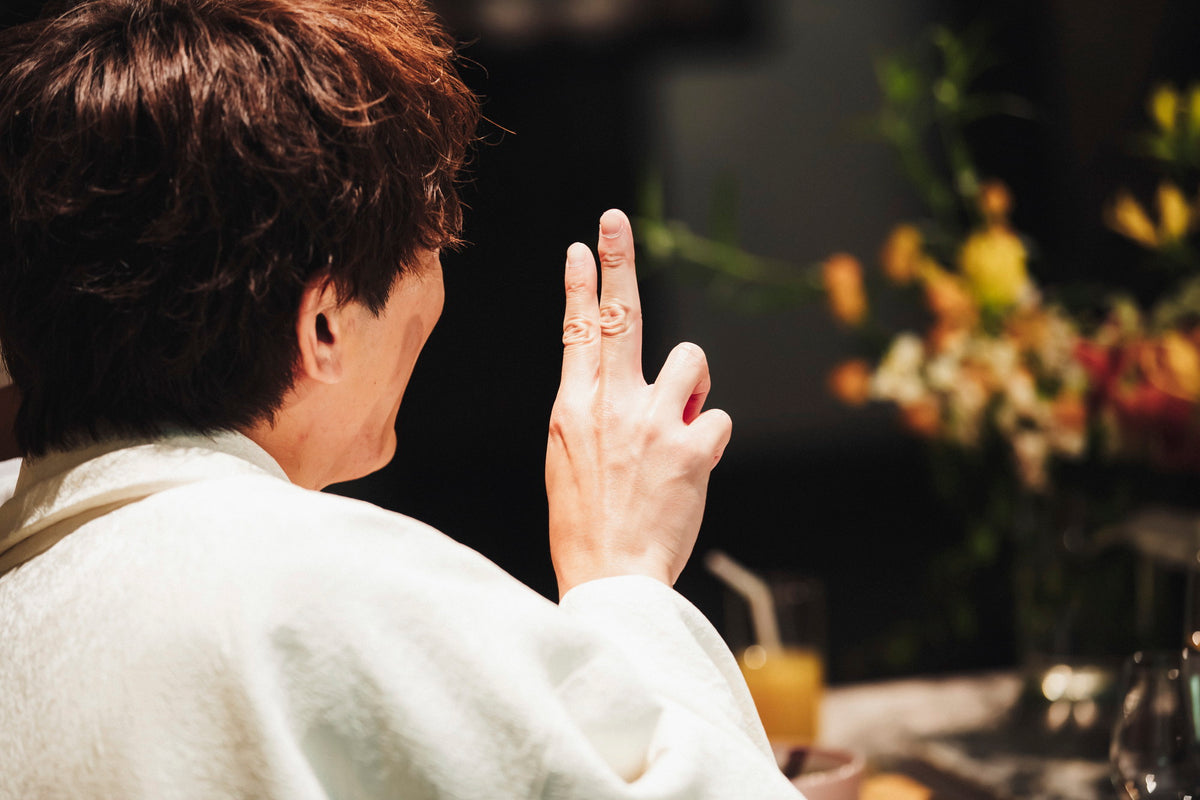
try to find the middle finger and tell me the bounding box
[596,208,643,386]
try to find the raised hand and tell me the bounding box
[546,209,733,599]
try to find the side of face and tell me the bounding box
[260,248,446,489]
[333,250,445,481]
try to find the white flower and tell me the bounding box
[872,333,928,405]
[1005,369,1039,416]
[946,377,988,446]
[1048,424,1086,458]
[1011,430,1050,491]
[926,351,962,392]
[971,337,1019,384]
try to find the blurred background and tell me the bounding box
[6,0,1200,684]
[345,0,1200,682]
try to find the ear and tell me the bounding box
[295,278,345,384]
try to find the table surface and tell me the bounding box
[817,671,1114,800]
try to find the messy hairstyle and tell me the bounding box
[0,0,478,457]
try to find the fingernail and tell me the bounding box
[566,242,589,264]
[599,209,623,239]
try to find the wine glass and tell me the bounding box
[1110,650,1200,799]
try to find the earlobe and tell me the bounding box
[296,280,344,384]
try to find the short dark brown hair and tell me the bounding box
[0,0,478,457]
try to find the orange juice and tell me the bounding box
[740,645,824,744]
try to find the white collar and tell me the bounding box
[0,430,288,575]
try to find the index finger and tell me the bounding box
[597,209,643,386]
[560,242,601,386]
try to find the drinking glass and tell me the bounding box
[1110,650,1200,799]
[724,573,826,746]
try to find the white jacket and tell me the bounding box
[0,432,800,799]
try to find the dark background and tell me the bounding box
[337,0,1200,682]
[5,0,1200,681]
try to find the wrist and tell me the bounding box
[553,553,675,600]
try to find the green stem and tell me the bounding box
[934,102,981,229]
[636,217,824,296]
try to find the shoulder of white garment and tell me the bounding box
[0,435,801,799]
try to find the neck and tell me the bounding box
[240,418,327,490]
[239,380,392,490]
[239,384,344,490]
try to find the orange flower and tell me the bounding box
[879,224,923,284]
[822,253,867,326]
[926,321,968,355]
[1005,309,1047,352]
[828,359,872,406]
[978,180,1013,227]
[920,265,976,329]
[1047,392,1088,458]
[1051,392,1087,433]
[899,397,941,438]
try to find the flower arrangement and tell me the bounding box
[824,77,1200,492]
[638,25,1200,670]
[823,181,1093,492]
[642,28,1200,494]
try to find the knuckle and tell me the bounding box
[710,409,733,436]
[564,272,592,295]
[547,407,570,435]
[598,250,627,270]
[673,341,706,366]
[599,301,638,337]
[549,401,585,433]
[562,316,597,347]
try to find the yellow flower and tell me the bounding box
[1158,182,1191,242]
[879,224,922,284]
[1105,185,1194,248]
[828,359,873,406]
[822,253,867,326]
[1141,332,1200,400]
[958,226,1030,312]
[1150,84,1179,133]
[1189,84,1200,132]
[1106,190,1159,248]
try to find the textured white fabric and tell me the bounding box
[0,457,16,504]
[0,432,800,799]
